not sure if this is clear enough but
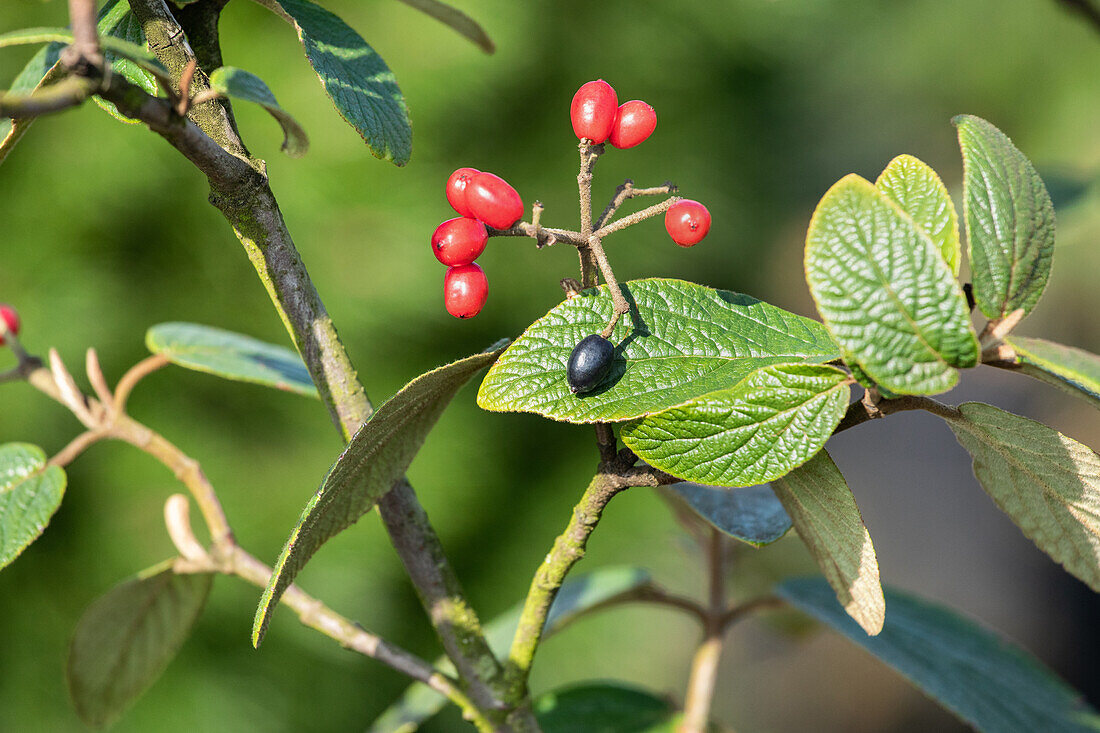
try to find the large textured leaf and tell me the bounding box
[0,443,66,570]
[778,577,1100,732]
[253,342,508,646]
[954,115,1055,319]
[67,564,213,728]
[478,278,840,424]
[668,482,791,547]
[0,0,152,160]
[369,566,651,733]
[772,451,884,635]
[146,322,318,398]
[249,0,411,165]
[946,402,1100,592]
[535,682,675,733]
[1005,335,1100,411]
[208,66,308,157]
[805,174,979,395]
[875,154,961,276]
[395,0,494,53]
[621,364,850,488]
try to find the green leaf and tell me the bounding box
[621,363,850,488]
[0,0,153,160]
[0,27,169,82]
[91,5,159,124]
[667,482,792,547]
[249,0,411,165]
[772,451,884,635]
[369,566,651,733]
[395,0,494,53]
[954,114,1055,319]
[535,681,675,733]
[253,341,509,646]
[479,278,840,424]
[0,443,67,571]
[0,44,63,163]
[67,563,212,728]
[875,154,961,276]
[208,66,308,157]
[778,577,1100,732]
[945,402,1100,593]
[146,322,319,398]
[804,174,979,395]
[1004,335,1100,411]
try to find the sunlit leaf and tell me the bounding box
[1005,335,1100,411]
[805,174,978,394]
[954,114,1055,319]
[479,278,840,424]
[0,443,66,571]
[875,154,960,276]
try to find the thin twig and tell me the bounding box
[594,196,680,239]
[587,237,630,338]
[720,595,786,632]
[833,395,962,435]
[85,348,115,409]
[63,0,103,70]
[681,529,727,733]
[0,78,97,117]
[48,429,107,468]
[113,353,170,415]
[595,180,677,230]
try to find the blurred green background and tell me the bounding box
[1,0,1098,730]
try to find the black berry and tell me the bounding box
[567,334,615,394]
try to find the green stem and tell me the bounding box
[504,471,624,699]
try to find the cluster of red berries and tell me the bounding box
[432,168,525,318]
[570,80,710,248]
[0,304,20,345]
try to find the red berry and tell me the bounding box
[570,80,618,144]
[609,100,656,149]
[444,263,488,319]
[432,217,488,267]
[664,200,711,247]
[445,167,480,218]
[0,304,19,345]
[466,172,524,231]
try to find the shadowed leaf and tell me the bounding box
[146,322,319,398]
[253,341,509,646]
[67,564,212,728]
[0,27,168,81]
[535,681,675,733]
[667,482,791,547]
[249,0,411,164]
[946,402,1100,592]
[479,278,840,424]
[772,451,884,635]
[396,0,494,53]
[954,114,1055,319]
[778,577,1100,732]
[209,66,308,156]
[0,443,66,571]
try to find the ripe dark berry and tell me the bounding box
[445,167,479,218]
[664,200,711,247]
[0,304,20,345]
[432,217,487,267]
[609,100,656,149]
[566,334,615,395]
[570,80,618,144]
[466,172,524,231]
[444,263,488,319]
